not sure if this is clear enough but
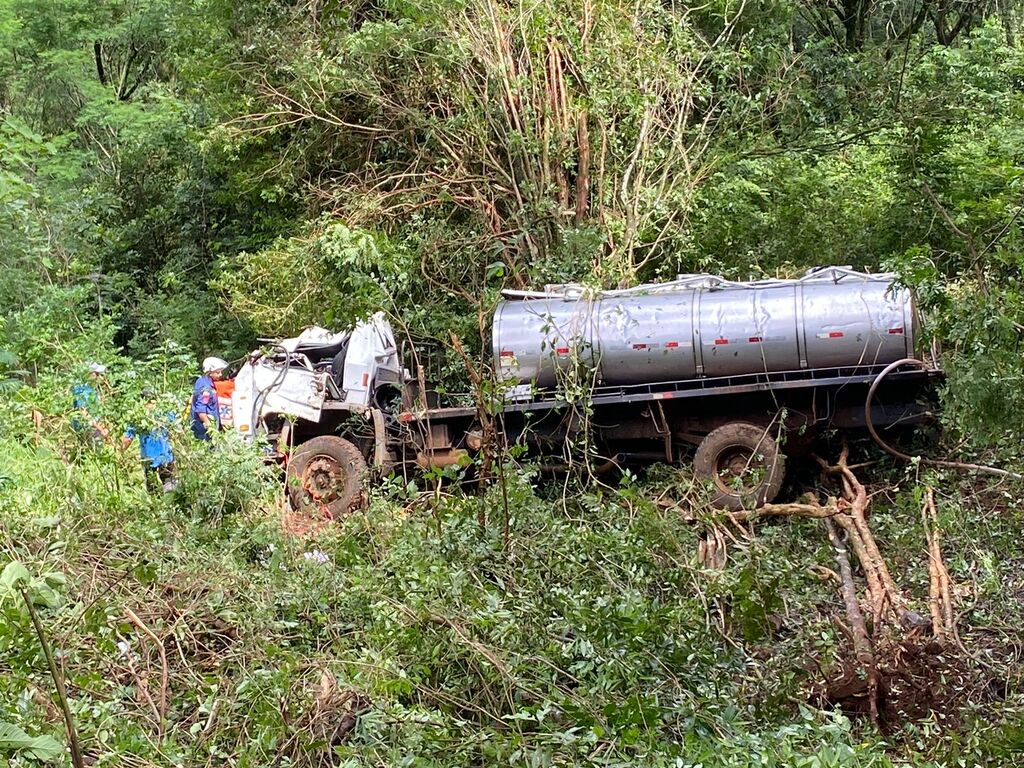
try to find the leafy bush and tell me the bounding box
[172,431,280,520]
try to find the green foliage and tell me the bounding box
[3,0,1024,451]
[0,560,65,609]
[172,432,279,519]
[5,0,1024,764]
[3,396,1022,766]
[685,145,900,277]
[879,24,1024,451]
[216,219,412,333]
[2,320,1024,768]
[0,720,62,763]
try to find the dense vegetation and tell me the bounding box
[3,0,1024,765]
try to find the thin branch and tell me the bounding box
[20,588,86,768]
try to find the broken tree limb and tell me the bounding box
[697,525,727,570]
[818,447,909,626]
[824,518,880,729]
[728,497,841,522]
[923,487,955,643]
[125,608,169,738]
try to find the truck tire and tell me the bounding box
[287,436,368,519]
[693,422,785,511]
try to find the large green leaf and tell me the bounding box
[0,721,64,762]
[0,560,31,597]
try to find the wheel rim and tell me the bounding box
[300,455,347,512]
[713,446,765,495]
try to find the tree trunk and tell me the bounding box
[94,41,106,85]
[575,112,590,225]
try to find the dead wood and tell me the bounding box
[825,517,880,728]
[818,447,909,626]
[698,526,727,570]
[125,607,169,737]
[923,486,955,643]
[688,443,986,728]
[278,668,370,765]
[730,497,840,521]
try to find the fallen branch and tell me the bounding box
[116,630,161,727]
[685,443,996,729]
[697,525,727,570]
[729,497,840,522]
[818,448,908,626]
[824,519,880,729]
[125,608,169,738]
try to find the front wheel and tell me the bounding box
[287,436,368,519]
[693,422,785,511]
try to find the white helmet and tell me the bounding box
[202,356,229,374]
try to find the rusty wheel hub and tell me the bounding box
[303,456,345,506]
[715,448,758,493]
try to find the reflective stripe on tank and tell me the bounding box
[632,341,691,350]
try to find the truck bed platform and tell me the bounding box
[403,363,941,423]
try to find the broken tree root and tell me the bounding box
[824,517,880,728]
[694,443,984,728]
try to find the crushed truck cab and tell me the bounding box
[232,312,403,439]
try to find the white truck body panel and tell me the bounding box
[231,313,401,437]
[343,312,399,406]
[232,357,328,436]
[279,325,348,353]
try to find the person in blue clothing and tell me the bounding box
[122,390,177,492]
[71,362,109,441]
[190,357,228,440]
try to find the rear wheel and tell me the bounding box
[287,436,368,519]
[693,422,785,511]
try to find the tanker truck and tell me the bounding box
[230,266,940,514]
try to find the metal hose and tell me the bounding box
[865,358,1020,479]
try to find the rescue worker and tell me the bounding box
[122,389,177,492]
[71,362,109,440]
[191,357,228,441]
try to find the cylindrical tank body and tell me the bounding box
[493,268,917,388]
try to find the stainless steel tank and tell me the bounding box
[492,267,917,387]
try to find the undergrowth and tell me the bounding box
[1,399,1023,767]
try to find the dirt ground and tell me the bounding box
[811,637,999,732]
